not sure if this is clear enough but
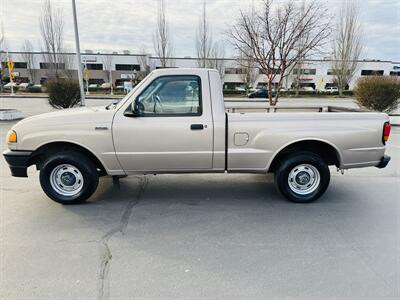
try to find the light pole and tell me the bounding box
[71,0,85,106]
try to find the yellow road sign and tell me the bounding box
[84,67,89,81]
[10,73,15,80]
[7,58,14,71]
[316,78,324,91]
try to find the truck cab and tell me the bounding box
[112,69,226,172]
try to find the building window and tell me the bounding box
[115,64,140,71]
[389,71,400,76]
[14,62,27,69]
[259,68,281,75]
[327,69,351,75]
[293,68,316,75]
[361,70,384,76]
[40,62,65,69]
[225,68,246,74]
[1,62,27,69]
[86,63,103,70]
[303,69,316,75]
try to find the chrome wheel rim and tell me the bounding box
[50,164,84,196]
[288,164,320,195]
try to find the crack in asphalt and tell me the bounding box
[97,176,149,300]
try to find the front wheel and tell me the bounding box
[39,151,99,204]
[274,152,330,203]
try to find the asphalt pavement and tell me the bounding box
[0,98,399,299]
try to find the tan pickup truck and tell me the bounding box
[4,68,391,204]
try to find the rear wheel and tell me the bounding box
[274,152,330,203]
[39,151,99,204]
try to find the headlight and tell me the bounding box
[7,130,17,143]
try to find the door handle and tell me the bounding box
[190,124,204,130]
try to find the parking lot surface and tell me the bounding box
[1,98,399,299]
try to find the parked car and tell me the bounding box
[88,84,99,88]
[247,88,276,98]
[4,68,391,205]
[18,83,31,91]
[234,86,246,92]
[3,82,17,88]
[100,83,112,89]
[326,86,339,93]
[301,86,315,92]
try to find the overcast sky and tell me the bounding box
[1,0,399,61]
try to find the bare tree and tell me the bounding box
[293,1,306,96]
[0,24,6,92]
[62,52,76,79]
[196,1,213,68]
[153,0,173,68]
[137,45,149,80]
[235,1,258,93]
[39,0,65,78]
[21,40,37,83]
[237,48,258,92]
[102,54,113,94]
[331,2,363,96]
[228,0,331,105]
[209,42,225,80]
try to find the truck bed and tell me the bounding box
[224,100,368,113]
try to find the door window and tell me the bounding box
[136,75,202,116]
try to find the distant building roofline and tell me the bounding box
[4,51,398,63]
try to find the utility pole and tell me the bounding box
[71,0,85,106]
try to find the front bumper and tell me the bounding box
[3,150,33,177]
[376,155,391,169]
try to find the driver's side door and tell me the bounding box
[112,74,214,172]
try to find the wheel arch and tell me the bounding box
[268,139,342,173]
[29,141,107,175]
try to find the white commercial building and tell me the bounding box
[3,51,400,90]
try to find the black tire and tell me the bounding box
[274,152,330,203]
[39,151,99,204]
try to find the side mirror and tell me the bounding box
[124,100,144,117]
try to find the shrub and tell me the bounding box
[27,86,42,93]
[342,90,354,97]
[354,76,400,113]
[47,79,81,109]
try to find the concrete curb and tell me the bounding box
[0,109,23,121]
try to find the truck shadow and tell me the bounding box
[91,173,280,207]
[62,173,357,227]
